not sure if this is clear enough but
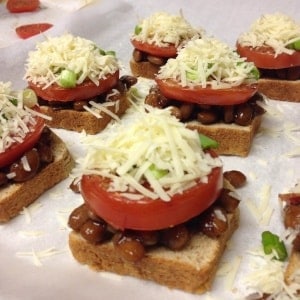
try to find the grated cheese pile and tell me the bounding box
[131,11,203,48]
[0,82,37,154]
[157,37,258,89]
[24,33,119,88]
[238,13,300,56]
[76,106,222,201]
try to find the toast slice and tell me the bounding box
[69,209,239,294]
[186,115,262,157]
[258,78,300,102]
[40,95,130,134]
[130,59,160,80]
[0,130,74,222]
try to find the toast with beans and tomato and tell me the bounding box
[144,37,265,157]
[279,181,300,287]
[237,13,300,102]
[130,11,203,79]
[0,82,74,222]
[67,106,246,294]
[24,34,137,134]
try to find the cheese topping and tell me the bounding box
[238,13,300,56]
[0,82,38,154]
[76,106,222,201]
[24,33,119,88]
[131,11,203,48]
[157,37,258,89]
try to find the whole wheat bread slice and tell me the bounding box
[0,130,74,222]
[130,59,160,80]
[69,209,239,294]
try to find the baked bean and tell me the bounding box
[132,49,143,62]
[217,188,240,213]
[87,209,104,222]
[161,224,190,250]
[223,105,234,123]
[276,69,287,79]
[120,75,138,89]
[287,66,300,80]
[10,149,40,182]
[200,206,228,238]
[179,103,194,121]
[145,92,169,108]
[0,172,8,186]
[80,219,107,244]
[147,55,165,66]
[234,104,253,126]
[292,233,300,251]
[223,170,246,188]
[114,80,126,94]
[133,230,159,246]
[73,100,88,111]
[113,232,145,262]
[197,110,219,124]
[169,106,182,120]
[37,142,53,163]
[68,204,90,231]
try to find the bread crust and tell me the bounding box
[285,249,300,285]
[130,59,160,80]
[69,209,239,294]
[0,130,74,223]
[40,95,130,134]
[186,115,262,157]
[258,78,300,102]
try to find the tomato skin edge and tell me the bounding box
[80,153,223,231]
[155,78,258,106]
[236,43,300,69]
[28,71,120,102]
[0,114,45,168]
[131,39,177,58]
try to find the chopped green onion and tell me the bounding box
[99,48,106,55]
[250,67,260,80]
[261,231,288,261]
[134,25,142,35]
[58,69,77,88]
[23,88,38,108]
[186,71,198,81]
[199,134,219,150]
[293,39,300,50]
[149,164,168,179]
[105,50,116,57]
[9,98,18,106]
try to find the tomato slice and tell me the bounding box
[6,0,40,13]
[16,23,53,39]
[28,71,120,102]
[155,78,258,106]
[131,39,177,58]
[0,115,45,168]
[81,159,223,231]
[236,43,300,69]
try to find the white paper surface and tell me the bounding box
[0,1,300,299]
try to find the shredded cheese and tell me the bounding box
[24,33,119,88]
[0,82,40,154]
[75,105,222,201]
[238,13,300,56]
[131,11,203,48]
[157,37,258,89]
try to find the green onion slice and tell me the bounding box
[261,231,288,261]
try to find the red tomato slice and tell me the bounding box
[155,78,258,106]
[16,23,53,39]
[6,0,40,13]
[81,157,223,231]
[236,43,300,69]
[0,115,45,168]
[28,71,120,102]
[131,39,177,58]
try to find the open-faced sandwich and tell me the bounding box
[237,13,300,102]
[68,105,246,294]
[279,181,300,288]
[24,33,137,134]
[130,11,203,79]
[0,82,74,222]
[145,36,264,156]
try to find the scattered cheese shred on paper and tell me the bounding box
[18,231,45,238]
[16,247,66,267]
[41,0,97,11]
[20,202,43,224]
